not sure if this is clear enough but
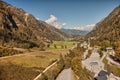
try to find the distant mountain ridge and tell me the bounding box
[60,28,89,36]
[0,1,68,48]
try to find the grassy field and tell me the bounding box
[0,41,77,69]
[0,49,69,80]
[0,41,77,80]
[0,49,69,69]
[47,41,77,50]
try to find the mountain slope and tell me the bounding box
[87,5,120,43]
[87,5,120,60]
[0,1,67,48]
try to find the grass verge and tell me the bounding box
[103,58,120,77]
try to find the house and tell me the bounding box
[106,47,115,56]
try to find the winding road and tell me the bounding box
[82,48,120,80]
[82,48,104,76]
[56,68,74,80]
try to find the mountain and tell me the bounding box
[60,28,88,37]
[0,1,67,49]
[87,5,120,43]
[87,5,120,60]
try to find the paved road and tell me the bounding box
[56,68,74,80]
[82,48,104,76]
[82,48,120,80]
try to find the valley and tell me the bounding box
[0,0,120,80]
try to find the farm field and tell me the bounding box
[0,48,70,80]
[47,41,77,50]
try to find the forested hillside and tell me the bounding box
[87,5,120,60]
[0,1,68,49]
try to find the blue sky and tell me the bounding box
[4,0,120,30]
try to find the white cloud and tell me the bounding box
[62,23,66,26]
[45,15,57,24]
[52,22,59,28]
[36,18,40,20]
[45,15,66,29]
[52,22,66,29]
[71,24,96,31]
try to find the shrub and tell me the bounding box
[115,48,120,61]
[86,50,92,59]
[64,57,71,69]
[0,47,23,57]
[71,57,82,76]
[98,49,103,57]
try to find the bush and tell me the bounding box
[86,50,92,59]
[64,57,71,69]
[115,48,120,61]
[71,57,82,76]
[0,47,23,57]
[98,49,103,57]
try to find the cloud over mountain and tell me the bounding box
[71,24,95,31]
[45,15,57,24]
[45,15,66,29]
